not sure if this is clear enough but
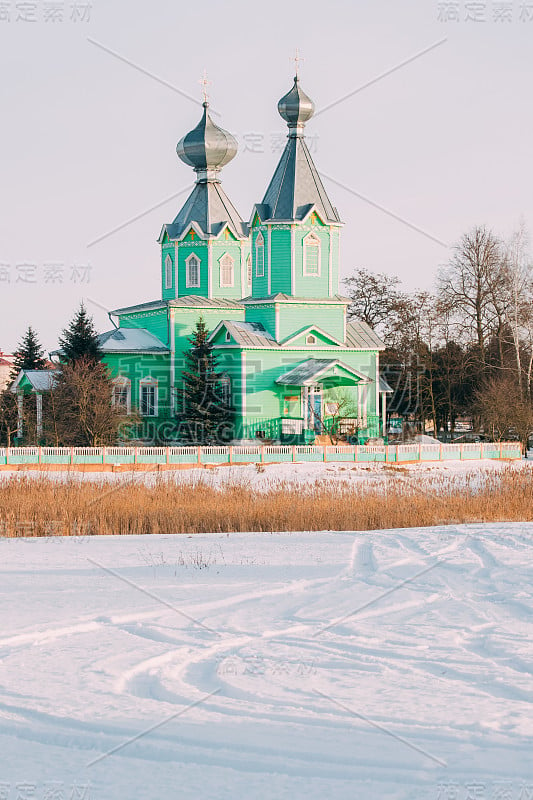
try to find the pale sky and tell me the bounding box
[1,0,532,352]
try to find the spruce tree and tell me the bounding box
[59,303,102,364]
[10,326,47,378]
[180,318,234,444]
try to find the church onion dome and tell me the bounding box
[177,101,238,181]
[278,76,315,135]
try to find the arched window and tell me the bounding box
[139,377,158,417]
[164,254,173,290]
[303,233,321,276]
[219,253,234,287]
[306,334,317,345]
[186,254,200,288]
[112,377,131,415]
[255,232,265,277]
[246,254,252,287]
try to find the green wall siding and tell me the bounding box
[119,309,169,346]
[269,227,292,295]
[277,303,345,342]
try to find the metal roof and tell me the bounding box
[276,359,371,386]
[98,328,168,353]
[112,297,244,315]
[177,102,238,174]
[221,321,278,348]
[241,293,350,305]
[345,320,386,350]
[260,134,341,223]
[164,180,247,240]
[11,369,57,392]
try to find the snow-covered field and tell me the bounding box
[0,526,532,799]
[1,457,532,491]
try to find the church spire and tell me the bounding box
[259,77,341,223]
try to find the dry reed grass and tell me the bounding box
[1,467,533,536]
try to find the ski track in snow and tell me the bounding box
[0,526,531,799]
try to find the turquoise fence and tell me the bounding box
[0,442,523,467]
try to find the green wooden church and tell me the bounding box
[98,76,387,443]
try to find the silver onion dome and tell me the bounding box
[177,102,238,181]
[277,76,315,134]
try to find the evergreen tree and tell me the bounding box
[10,326,47,379]
[59,303,102,364]
[180,318,234,444]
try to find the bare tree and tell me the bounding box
[502,222,533,394]
[439,226,506,365]
[344,268,404,343]
[45,357,124,446]
[476,376,533,449]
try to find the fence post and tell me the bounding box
[354,445,358,463]
[440,442,443,461]
[460,443,464,460]
[292,445,297,463]
[6,447,9,466]
[229,446,233,465]
[418,443,422,462]
[102,447,106,466]
[260,446,264,464]
[197,445,202,465]
[166,447,170,466]
[323,445,327,463]
[499,441,503,459]
[134,447,138,466]
[70,447,74,466]
[38,447,42,466]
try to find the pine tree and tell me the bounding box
[10,326,47,379]
[59,303,102,364]
[180,318,234,444]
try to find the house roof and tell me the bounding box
[345,320,386,350]
[276,358,371,387]
[11,369,57,393]
[97,328,169,353]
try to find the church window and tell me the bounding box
[218,373,231,407]
[112,377,131,415]
[246,254,252,287]
[140,378,158,417]
[186,254,201,288]
[306,334,317,345]
[303,233,321,276]
[220,253,234,287]
[255,232,265,277]
[164,254,173,289]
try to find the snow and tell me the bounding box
[0,525,532,799]
[1,457,532,492]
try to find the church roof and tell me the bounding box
[241,293,350,305]
[98,328,168,353]
[276,359,371,386]
[257,77,341,224]
[111,297,244,316]
[163,180,247,240]
[345,320,386,350]
[212,321,279,348]
[261,135,341,223]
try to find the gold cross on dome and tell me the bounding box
[199,69,211,103]
[291,48,304,78]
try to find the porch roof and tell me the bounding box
[276,359,371,387]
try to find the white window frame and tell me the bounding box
[219,253,234,288]
[164,253,173,290]
[112,377,131,415]
[303,232,321,277]
[185,253,201,288]
[255,232,265,277]
[139,377,158,417]
[246,253,252,287]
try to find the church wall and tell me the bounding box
[242,304,277,339]
[269,227,292,295]
[103,352,171,418]
[211,239,246,300]
[161,242,175,301]
[293,225,332,298]
[277,303,345,342]
[176,241,208,297]
[119,309,170,347]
